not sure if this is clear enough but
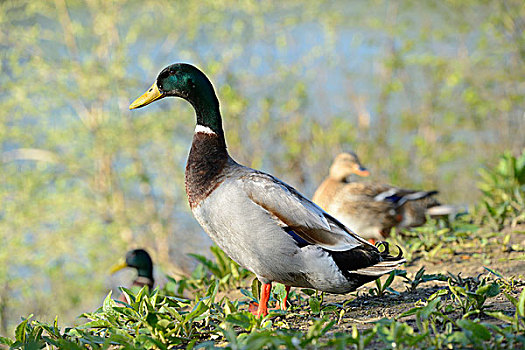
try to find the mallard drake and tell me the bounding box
[313,152,440,241]
[129,63,405,317]
[111,249,154,301]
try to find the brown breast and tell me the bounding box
[185,132,228,208]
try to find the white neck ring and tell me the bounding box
[195,124,216,135]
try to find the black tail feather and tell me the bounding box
[375,241,403,261]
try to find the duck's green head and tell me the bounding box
[129,63,222,133]
[110,249,153,278]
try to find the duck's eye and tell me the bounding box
[148,88,152,92]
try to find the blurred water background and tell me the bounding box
[0,0,523,334]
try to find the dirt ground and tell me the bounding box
[235,225,525,334]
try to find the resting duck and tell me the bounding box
[111,249,154,302]
[313,152,441,241]
[129,63,405,317]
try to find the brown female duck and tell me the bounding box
[313,152,440,241]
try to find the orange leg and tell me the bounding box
[256,282,272,317]
[281,285,291,310]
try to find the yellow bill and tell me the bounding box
[129,82,164,109]
[110,259,128,274]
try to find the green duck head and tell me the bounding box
[129,63,222,134]
[111,249,154,279]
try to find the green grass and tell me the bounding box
[476,149,525,230]
[1,270,523,349]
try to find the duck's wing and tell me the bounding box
[374,188,438,208]
[240,171,373,252]
[343,182,438,207]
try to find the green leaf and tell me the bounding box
[482,266,504,279]
[76,320,113,329]
[415,267,425,280]
[399,307,420,318]
[383,271,396,288]
[134,286,148,304]
[0,336,14,346]
[165,304,184,322]
[428,288,449,300]
[505,292,518,307]
[231,261,240,280]
[407,333,429,346]
[15,315,32,343]
[102,291,118,320]
[301,289,315,296]
[157,319,172,329]
[251,278,261,302]
[204,280,219,306]
[240,288,257,302]
[457,319,491,341]
[449,285,467,297]
[476,282,500,298]
[375,277,382,292]
[225,312,255,330]
[321,305,339,313]
[447,331,469,345]
[135,334,168,350]
[219,273,232,285]
[119,287,135,304]
[185,301,209,322]
[518,287,525,317]
[309,297,321,314]
[224,299,237,315]
[485,311,514,324]
[422,273,448,283]
[419,297,441,319]
[189,253,221,277]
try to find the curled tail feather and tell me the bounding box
[353,241,406,276]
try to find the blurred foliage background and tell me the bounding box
[0,0,523,335]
